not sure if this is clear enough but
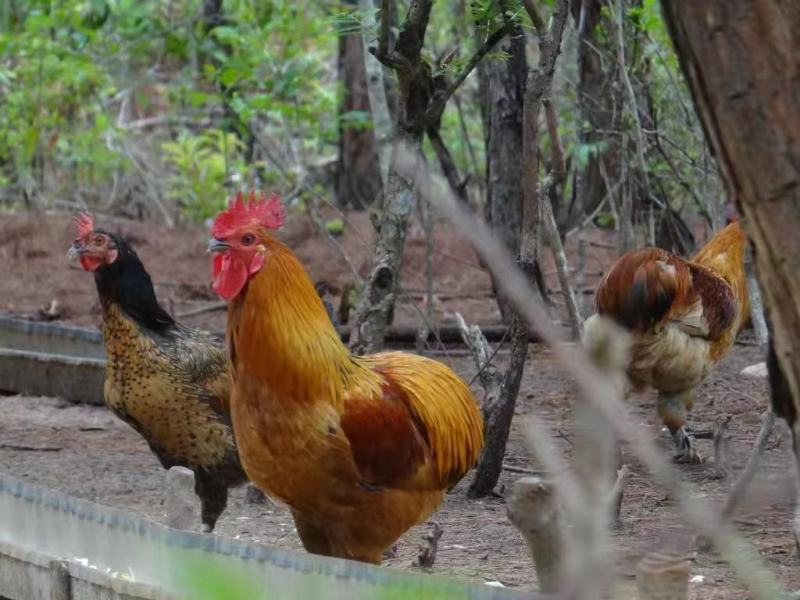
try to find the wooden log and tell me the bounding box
[506,477,563,593]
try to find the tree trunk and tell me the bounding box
[201,0,255,162]
[660,0,800,441]
[348,0,435,355]
[336,0,382,209]
[477,23,527,323]
[468,0,570,497]
[562,0,621,232]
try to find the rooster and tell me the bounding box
[207,191,483,563]
[584,221,749,463]
[68,214,247,531]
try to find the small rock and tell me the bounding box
[164,466,198,530]
[740,362,767,378]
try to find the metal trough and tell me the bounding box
[0,316,106,405]
[0,474,534,600]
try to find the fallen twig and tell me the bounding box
[0,443,62,452]
[503,464,543,476]
[607,464,629,526]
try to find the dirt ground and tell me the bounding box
[1,346,797,597]
[1,211,798,597]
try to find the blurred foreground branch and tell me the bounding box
[394,141,783,598]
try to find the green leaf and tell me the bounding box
[211,26,242,47]
[324,217,344,236]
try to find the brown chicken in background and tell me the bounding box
[206,191,484,564]
[68,214,247,531]
[584,221,749,463]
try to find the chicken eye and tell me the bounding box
[94,236,104,245]
[241,233,255,246]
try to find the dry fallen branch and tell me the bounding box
[507,477,564,593]
[0,443,62,452]
[607,464,629,527]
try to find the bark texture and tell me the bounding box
[563,0,620,232]
[466,0,570,499]
[477,22,527,323]
[336,1,382,209]
[350,0,509,353]
[349,0,435,354]
[660,1,800,433]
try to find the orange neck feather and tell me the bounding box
[692,220,749,321]
[229,236,360,404]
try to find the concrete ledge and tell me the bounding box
[0,348,105,405]
[0,474,536,600]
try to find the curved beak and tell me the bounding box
[67,242,86,259]
[207,238,231,254]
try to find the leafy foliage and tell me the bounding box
[0,0,716,231]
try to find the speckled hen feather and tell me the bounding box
[83,230,246,530]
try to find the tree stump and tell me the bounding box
[506,477,563,593]
[636,551,690,600]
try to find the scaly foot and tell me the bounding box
[671,427,703,464]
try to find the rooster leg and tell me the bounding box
[195,471,228,533]
[657,391,703,464]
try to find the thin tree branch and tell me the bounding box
[378,0,391,58]
[612,0,652,200]
[544,98,566,185]
[424,22,511,125]
[522,0,546,34]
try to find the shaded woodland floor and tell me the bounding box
[1,212,798,597]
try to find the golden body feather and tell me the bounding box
[226,237,483,563]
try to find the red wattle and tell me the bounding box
[79,255,103,272]
[212,253,251,300]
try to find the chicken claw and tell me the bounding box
[671,427,703,464]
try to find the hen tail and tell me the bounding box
[595,248,692,333]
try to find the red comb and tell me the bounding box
[74,212,95,238]
[211,191,285,239]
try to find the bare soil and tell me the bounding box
[0,212,797,597]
